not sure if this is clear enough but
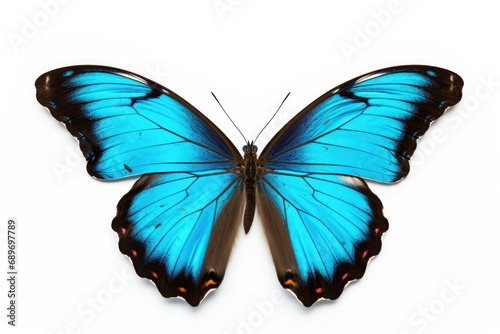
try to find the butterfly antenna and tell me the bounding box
[254,92,290,142]
[211,92,247,142]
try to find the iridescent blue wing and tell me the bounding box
[35,66,240,179]
[257,172,386,307]
[113,171,243,306]
[260,66,463,182]
[257,65,463,306]
[35,66,244,306]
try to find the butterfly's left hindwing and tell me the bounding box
[36,66,244,306]
[257,172,387,306]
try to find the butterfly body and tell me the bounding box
[36,65,463,307]
[241,142,260,234]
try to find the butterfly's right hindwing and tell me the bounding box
[113,171,244,306]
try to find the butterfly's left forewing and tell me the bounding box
[257,65,463,306]
[36,66,244,306]
[260,66,464,182]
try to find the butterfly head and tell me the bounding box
[242,141,258,154]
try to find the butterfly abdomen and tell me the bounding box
[242,143,259,234]
[243,183,255,234]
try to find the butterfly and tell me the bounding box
[35,65,463,307]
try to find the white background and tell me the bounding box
[1,1,500,333]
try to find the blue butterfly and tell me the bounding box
[35,65,463,307]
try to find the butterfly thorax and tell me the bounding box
[242,141,259,234]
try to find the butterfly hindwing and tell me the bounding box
[257,66,463,306]
[36,66,244,306]
[257,172,387,307]
[113,171,244,306]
